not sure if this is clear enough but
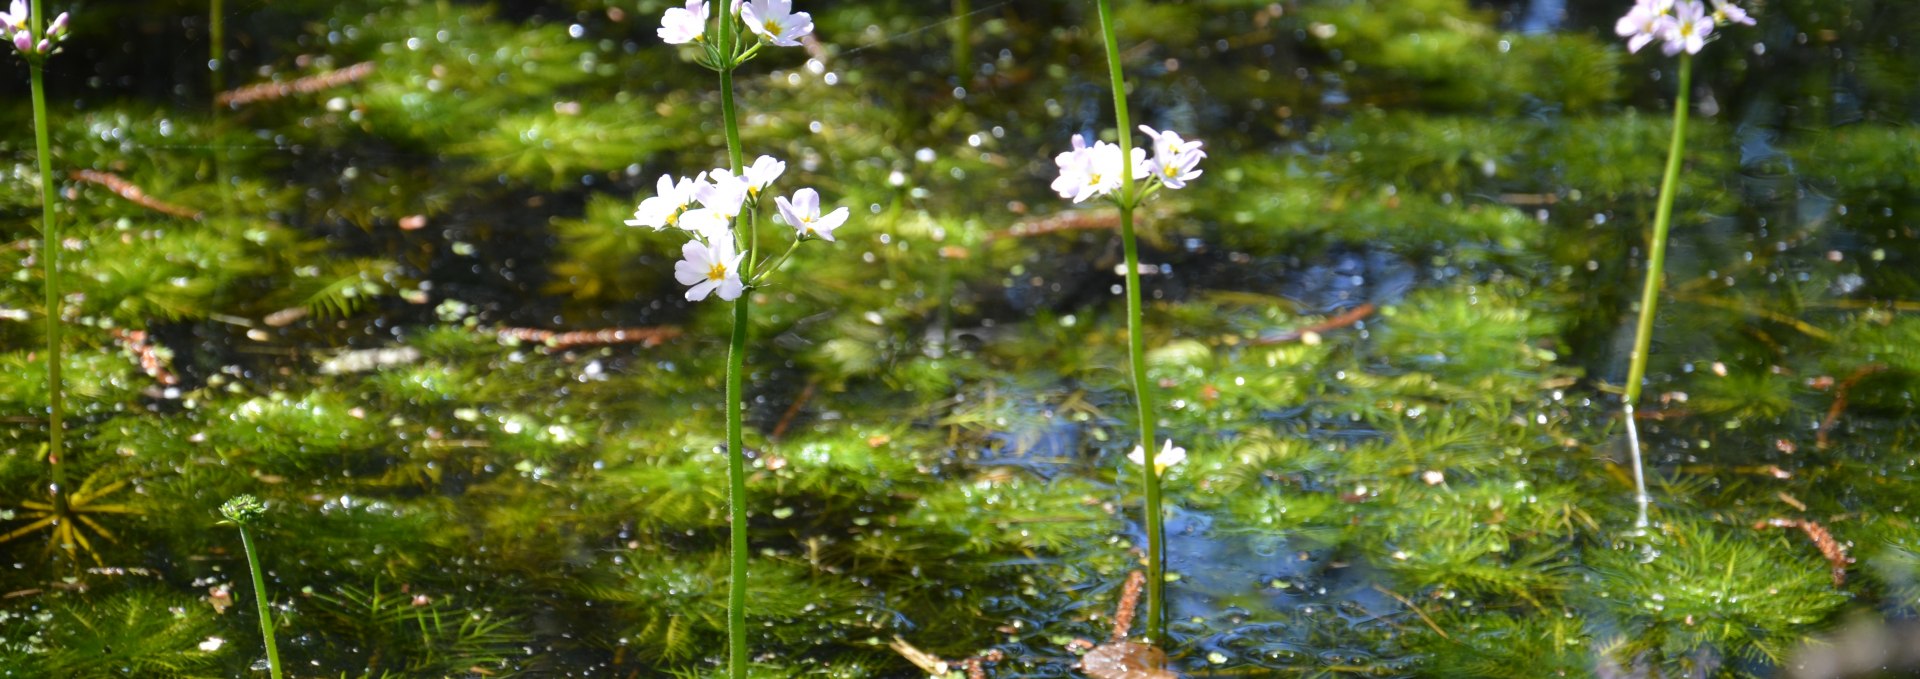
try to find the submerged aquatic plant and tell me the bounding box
[646,1,844,675]
[219,495,283,679]
[1051,0,1207,645]
[3,0,76,551]
[1613,0,1756,528]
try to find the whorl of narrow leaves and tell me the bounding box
[219,495,266,525]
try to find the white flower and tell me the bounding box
[627,174,702,230]
[1709,0,1755,26]
[712,156,786,198]
[741,0,813,47]
[1128,440,1187,474]
[1614,0,1673,54]
[673,238,747,301]
[1051,134,1148,204]
[197,636,225,652]
[679,171,750,239]
[775,188,848,241]
[658,0,709,45]
[744,156,786,196]
[0,0,25,36]
[1138,125,1206,190]
[1662,0,1713,55]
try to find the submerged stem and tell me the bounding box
[30,53,68,523]
[1096,0,1165,644]
[1621,54,1692,528]
[238,526,284,679]
[715,5,750,679]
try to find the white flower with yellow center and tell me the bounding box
[627,173,703,230]
[657,0,709,45]
[1128,440,1187,475]
[742,0,813,47]
[775,188,848,241]
[674,238,747,301]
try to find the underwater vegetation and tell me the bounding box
[0,0,1917,677]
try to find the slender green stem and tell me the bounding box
[210,0,233,215]
[951,0,972,83]
[715,6,749,679]
[1095,0,1165,644]
[237,526,283,679]
[29,46,67,521]
[751,238,802,286]
[1621,54,1692,528]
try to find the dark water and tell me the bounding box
[2,0,1919,677]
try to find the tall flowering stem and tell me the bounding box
[1095,0,1165,643]
[1621,54,1691,528]
[220,496,283,679]
[24,0,68,521]
[713,7,751,677]
[1611,0,1749,528]
[650,4,839,675]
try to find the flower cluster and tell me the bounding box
[1615,0,1754,56]
[0,0,68,58]
[1051,126,1206,206]
[660,0,814,69]
[629,155,846,302]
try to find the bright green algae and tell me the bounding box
[0,0,1917,676]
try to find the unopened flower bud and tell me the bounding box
[47,12,66,38]
[12,31,30,54]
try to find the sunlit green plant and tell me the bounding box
[2,0,75,550]
[1612,0,1757,528]
[647,2,849,676]
[220,495,283,679]
[1048,0,1208,645]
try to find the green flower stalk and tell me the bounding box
[1612,0,1755,528]
[1052,0,1207,645]
[649,3,847,676]
[219,495,283,679]
[5,0,75,522]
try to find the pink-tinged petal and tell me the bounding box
[1616,13,1641,37]
[775,195,801,227]
[686,279,720,301]
[813,207,849,234]
[675,260,707,285]
[715,279,745,301]
[794,187,820,214]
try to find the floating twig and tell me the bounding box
[770,378,818,441]
[216,61,376,107]
[495,326,682,350]
[111,328,178,386]
[1372,584,1450,640]
[1753,517,1852,586]
[1111,570,1146,640]
[69,170,203,220]
[984,210,1119,242]
[1254,302,1377,345]
[887,637,1004,679]
[1817,364,1887,449]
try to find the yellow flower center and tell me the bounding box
[706,262,729,282]
[1087,173,1103,186]
[764,19,783,36]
